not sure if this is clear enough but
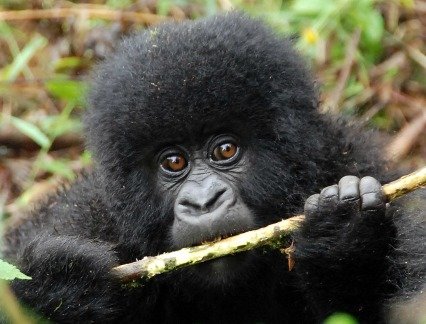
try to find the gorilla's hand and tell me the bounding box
[10,235,122,322]
[304,175,387,238]
[294,176,395,320]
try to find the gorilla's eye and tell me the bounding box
[212,143,238,161]
[160,155,187,173]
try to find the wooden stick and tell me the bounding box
[0,7,167,25]
[382,167,426,200]
[112,167,426,282]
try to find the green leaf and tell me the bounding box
[361,10,384,45]
[0,259,31,281]
[41,116,82,139]
[157,0,171,16]
[292,0,335,16]
[344,77,364,98]
[371,111,393,130]
[46,79,87,104]
[324,312,359,324]
[36,158,75,180]
[9,116,50,149]
[399,0,414,8]
[0,34,47,81]
[80,150,93,166]
[53,56,86,72]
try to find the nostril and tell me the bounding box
[205,189,226,209]
[180,199,201,211]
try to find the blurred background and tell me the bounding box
[0,0,425,223]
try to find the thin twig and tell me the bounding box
[406,45,426,70]
[0,126,82,150]
[112,167,426,282]
[386,111,426,161]
[0,7,167,25]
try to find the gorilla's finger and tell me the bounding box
[338,176,360,203]
[337,176,361,219]
[304,194,320,218]
[318,185,339,213]
[360,176,385,212]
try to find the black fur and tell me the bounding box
[2,13,425,323]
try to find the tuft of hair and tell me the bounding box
[85,13,316,173]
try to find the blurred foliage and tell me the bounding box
[0,0,424,322]
[0,0,423,221]
[240,0,386,58]
[0,0,423,224]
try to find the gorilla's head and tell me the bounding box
[85,13,335,284]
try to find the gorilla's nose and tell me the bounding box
[181,188,226,214]
[175,175,232,218]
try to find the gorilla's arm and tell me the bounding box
[7,235,121,322]
[2,177,125,322]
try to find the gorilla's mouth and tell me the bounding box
[190,230,243,247]
[171,200,256,250]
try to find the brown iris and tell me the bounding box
[212,143,238,161]
[161,155,187,172]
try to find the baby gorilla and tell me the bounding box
[2,13,425,324]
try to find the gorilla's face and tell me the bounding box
[156,133,255,277]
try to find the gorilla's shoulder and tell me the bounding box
[9,173,110,235]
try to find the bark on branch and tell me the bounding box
[112,167,426,282]
[0,7,167,25]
